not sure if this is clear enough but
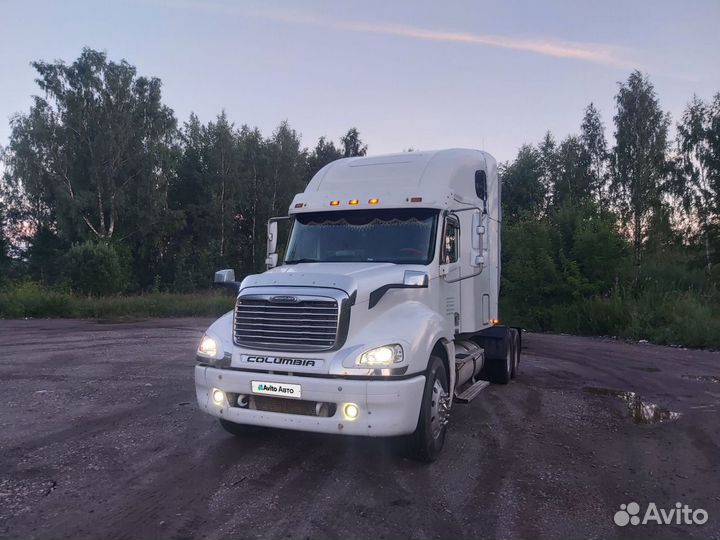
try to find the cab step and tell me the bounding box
[454,380,490,403]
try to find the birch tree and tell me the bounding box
[4,48,176,244]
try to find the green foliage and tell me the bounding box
[0,281,233,318]
[612,70,671,270]
[0,281,72,318]
[64,242,129,296]
[26,226,68,285]
[580,102,610,204]
[0,206,9,285]
[549,287,720,349]
[673,93,720,273]
[500,145,546,223]
[1,49,719,348]
[501,204,628,330]
[4,48,177,245]
[496,71,719,348]
[554,136,592,207]
[340,128,367,158]
[307,136,342,177]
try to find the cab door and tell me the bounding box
[439,214,462,333]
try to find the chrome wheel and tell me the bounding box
[429,379,450,440]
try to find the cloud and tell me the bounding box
[254,9,635,68]
[162,1,635,68]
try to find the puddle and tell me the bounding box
[583,387,682,424]
[682,374,720,384]
[629,366,662,372]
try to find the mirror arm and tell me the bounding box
[213,281,240,296]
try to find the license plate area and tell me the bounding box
[251,380,302,400]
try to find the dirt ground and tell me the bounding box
[1,318,718,540]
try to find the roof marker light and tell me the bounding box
[330,200,340,206]
[368,198,379,204]
[409,196,423,203]
[349,199,359,205]
[294,202,305,208]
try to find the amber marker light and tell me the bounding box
[348,199,359,205]
[368,198,379,204]
[330,200,340,206]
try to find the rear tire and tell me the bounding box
[407,356,450,462]
[486,334,512,385]
[510,329,521,379]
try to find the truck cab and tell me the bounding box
[195,149,521,461]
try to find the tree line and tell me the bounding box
[0,48,719,345]
[500,72,719,343]
[0,48,367,292]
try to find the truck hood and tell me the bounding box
[239,263,425,304]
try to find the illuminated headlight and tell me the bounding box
[356,344,403,367]
[197,335,219,358]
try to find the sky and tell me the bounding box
[1,0,719,163]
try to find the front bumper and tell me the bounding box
[195,366,425,437]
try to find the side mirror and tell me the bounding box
[267,220,278,256]
[214,269,235,283]
[475,170,487,210]
[266,217,289,269]
[214,269,240,295]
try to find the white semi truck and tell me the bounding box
[195,149,521,461]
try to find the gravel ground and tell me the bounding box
[1,318,718,540]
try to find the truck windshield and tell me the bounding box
[285,208,439,265]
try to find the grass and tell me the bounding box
[504,286,720,349]
[0,282,234,319]
[3,281,718,349]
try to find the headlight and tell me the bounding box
[356,344,403,367]
[197,335,219,358]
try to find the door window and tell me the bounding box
[442,215,460,264]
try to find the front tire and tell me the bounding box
[407,355,450,462]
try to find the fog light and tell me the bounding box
[343,403,359,421]
[212,388,225,405]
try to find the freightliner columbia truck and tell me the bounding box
[195,149,521,461]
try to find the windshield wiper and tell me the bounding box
[284,258,320,265]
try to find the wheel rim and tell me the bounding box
[429,379,450,440]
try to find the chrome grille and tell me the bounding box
[234,296,339,351]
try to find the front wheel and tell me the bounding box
[407,355,450,462]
